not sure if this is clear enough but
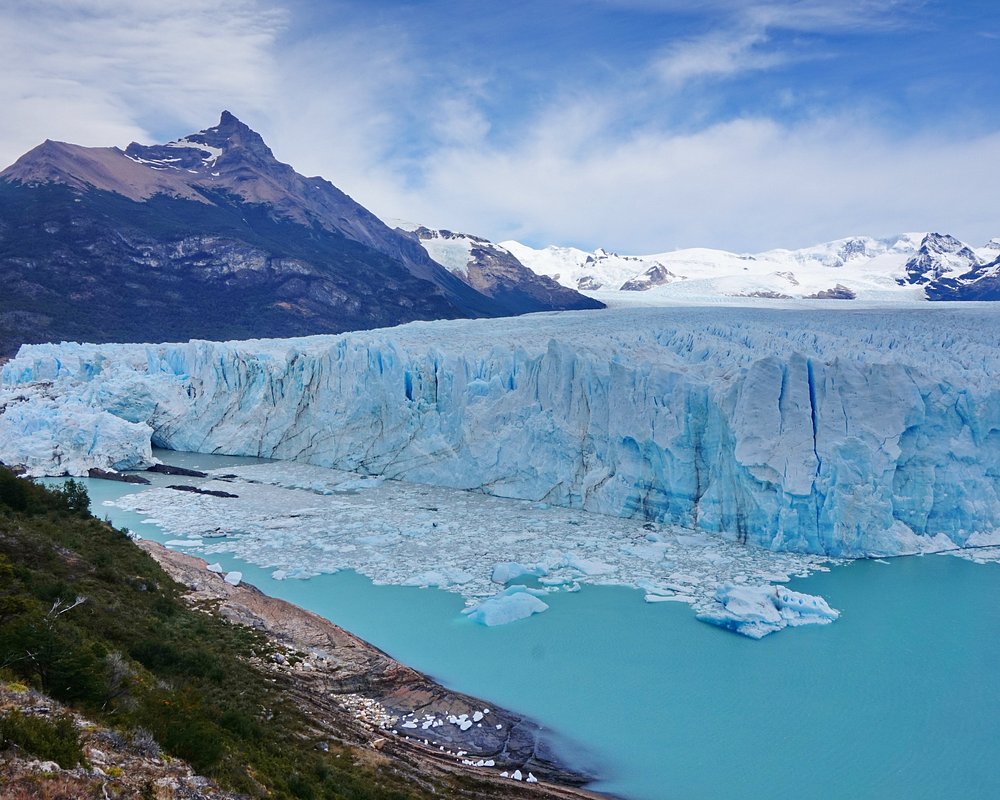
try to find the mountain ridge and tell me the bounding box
[0,112,599,355]
[502,231,1000,302]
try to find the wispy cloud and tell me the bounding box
[651,1,921,90]
[654,29,790,87]
[0,0,283,160]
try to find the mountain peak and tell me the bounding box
[123,111,275,171]
[219,109,242,128]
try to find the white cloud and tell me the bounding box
[654,29,787,87]
[650,1,916,90]
[0,0,283,164]
[2,0,995,256]
[383,110,1000,253]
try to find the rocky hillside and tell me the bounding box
[400,226,603,315]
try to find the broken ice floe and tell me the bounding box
[109,461,836,637]
[462,586,550,626]
[696,584,839,639]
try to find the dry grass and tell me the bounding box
[0,774,102,799]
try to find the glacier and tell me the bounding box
[3,306,1000,558]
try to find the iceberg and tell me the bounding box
[3,306,999,558]
[697,584,840,638]
[103,461,834,635]
[463,586,550,626]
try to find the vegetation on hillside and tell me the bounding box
[0,467,427,799]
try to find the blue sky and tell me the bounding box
[2,0,998,251]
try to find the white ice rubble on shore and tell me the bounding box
[103,460,837,636]
[3,307,999,560]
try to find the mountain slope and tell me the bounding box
[0,113,516,355]
[398,225,603,314]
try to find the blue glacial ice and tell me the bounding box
[462,586,550,626]
[697,584,839,639]
[3,306,1000,559]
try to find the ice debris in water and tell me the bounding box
[491,562,546,584]
[103,460,838,636]
[462,586,550,626]
[697,584,839,638]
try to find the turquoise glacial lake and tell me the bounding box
[54,455,1000,800]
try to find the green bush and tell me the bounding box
[0,709,84,767]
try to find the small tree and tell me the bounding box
[57,479,90,516]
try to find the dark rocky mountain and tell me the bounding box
[895,232,1000,299]
[900,232,981,286]
[0,112,598,356]
[620,263,681,291]
[404,226,603,314]
[925,255,1000,300]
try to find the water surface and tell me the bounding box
[57,460,1000,800]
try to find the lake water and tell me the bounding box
[54,454,1000,800]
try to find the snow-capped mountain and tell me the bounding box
[395,224,602,315]
[0,112,594,356]
[504,232,1000,302]
[900,232,982,285]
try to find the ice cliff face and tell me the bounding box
[3,307,999,558]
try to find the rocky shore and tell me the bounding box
[139,541,608,799]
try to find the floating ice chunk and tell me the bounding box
[472,711,484,722]
[463,586,550,626]
[223,571,243,586]
[512,769,523,781]
[459,720,473,731]
[697,584,839,638]
[647,593,695,603]
[527,772,538,783]
[206,562,224,573]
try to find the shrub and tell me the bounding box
[0,710,84,768]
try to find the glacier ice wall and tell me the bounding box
[3,307,999,556]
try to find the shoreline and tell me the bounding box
[140,540,611,800]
